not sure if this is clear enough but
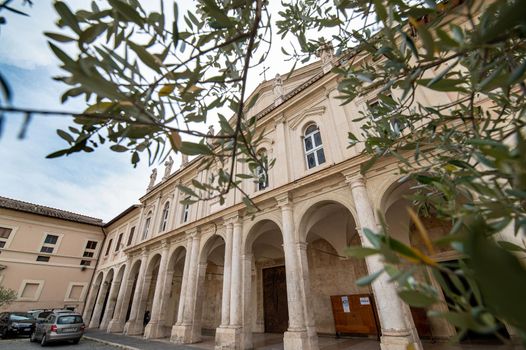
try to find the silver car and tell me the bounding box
[30,312,85,346]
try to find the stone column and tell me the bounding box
[217,218,242,349]
[171,230,201,344]
[89,277,110,328]
[298,242,319,350]
[277,194,312,350]
[107,264,131,333]
[348,174,422,350]
[83,277,102,326]
[220,222,233,327]
[100,277,122,330]
[144,240,171,339]
[124,249,149,335]
[175,237,192,326]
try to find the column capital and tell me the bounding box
[276,192,292,208]
[274,113,286,128]
[140,246,149,257]
[342,170,366,188]
[186,227,199,239]
[160,239,170,250]
[223,212,241,226]
[297,241,308,251]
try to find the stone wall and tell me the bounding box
[201,262,223,331]
[307,239,370,334]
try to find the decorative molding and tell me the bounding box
[64,282,88,302]
[17,279,45,301]
[275,193,292,208]
[288,105,326,130]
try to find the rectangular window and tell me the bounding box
[105,239,113,256]
[36,256,50,262]
[115,233,123,252]
[80,260,91,266]
[0,227,12,239]
[85,240,97,250]
[40,246,54,254]
[182,204,190,223]
[40,233,59,255]
[0,227,12,249]
[127,227,135,246]
[83,251,94,258]
[44,234,58,244]
[142,217,151,240]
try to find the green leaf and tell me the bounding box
[179,141,213,156]
[44,32,75,43]
[108,0,144,26]
[398,290,435,308]
[128,41,162,73]
[356,269,383,286]
[158,84,175,96]
[46,149,69,159]
[80,24,106,45]
[110,145,128,152]
[497,241,526,253]
[202,0,234,28]
[54,1,81,34]
[57,129,74,143]
[417,78,467,92]
[345,246,379,258]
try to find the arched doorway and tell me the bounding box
[140,254,162,334]
[195,234,226,339]
[299,201,378,340]
[244,219,289,348]
[381,179,510,343]
[100,265,126,329]
[85,271,104,326]
[124,260,142,324]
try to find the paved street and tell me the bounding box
[0,337,118,349]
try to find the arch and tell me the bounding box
[167,245,187,271]
[145,253,162,275]
[294,191,357,243]
[243,212,282,255]
[199,233,225,265]
[103,268,115,283]
[244,217,283,255]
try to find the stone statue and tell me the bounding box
[148,168,157,190]
[317,40,334,73]
[273,73,284,99]
[163,156,174,180]
[181,153,189,167]
[273,73,284,106]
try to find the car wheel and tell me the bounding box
[30,331,37,342]
[40,333,47,347]
[0,329,8,339]
[72,337,80,344]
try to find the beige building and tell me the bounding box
[0,196,104,313]
[79,38,523,350]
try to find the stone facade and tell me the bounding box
[81,13,523,349]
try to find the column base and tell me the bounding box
[380,333,422,350]
[284,330,312,350]
[215,326,242,350]
[144,322,169,339]
[171,324,201,344]
[123,320,144,335]
[107,320,125,333]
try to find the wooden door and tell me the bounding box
[330,294,379,336]
[263,266,289,333]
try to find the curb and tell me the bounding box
[84,335,141,350]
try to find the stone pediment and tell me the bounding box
[288,106,326,130]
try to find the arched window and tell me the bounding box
[255,149,268,191]
[159,201,170,232]
[303,124,325,169]
[142,211,152,240]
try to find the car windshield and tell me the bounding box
[57,315,83,324]
[10,313,34,321]
[38,311,52,319]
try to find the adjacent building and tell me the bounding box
[0,196,104,313]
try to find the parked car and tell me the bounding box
[0,312,36,338]
[34,309,73,323]
[30,312,85,346]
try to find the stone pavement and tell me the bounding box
[85,330,524,350]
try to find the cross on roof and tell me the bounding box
[259,66,270,81]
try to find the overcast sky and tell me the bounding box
[0,1,297,222]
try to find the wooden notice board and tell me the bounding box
[330,294,379,336]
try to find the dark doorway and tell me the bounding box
[263,266,289,333]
